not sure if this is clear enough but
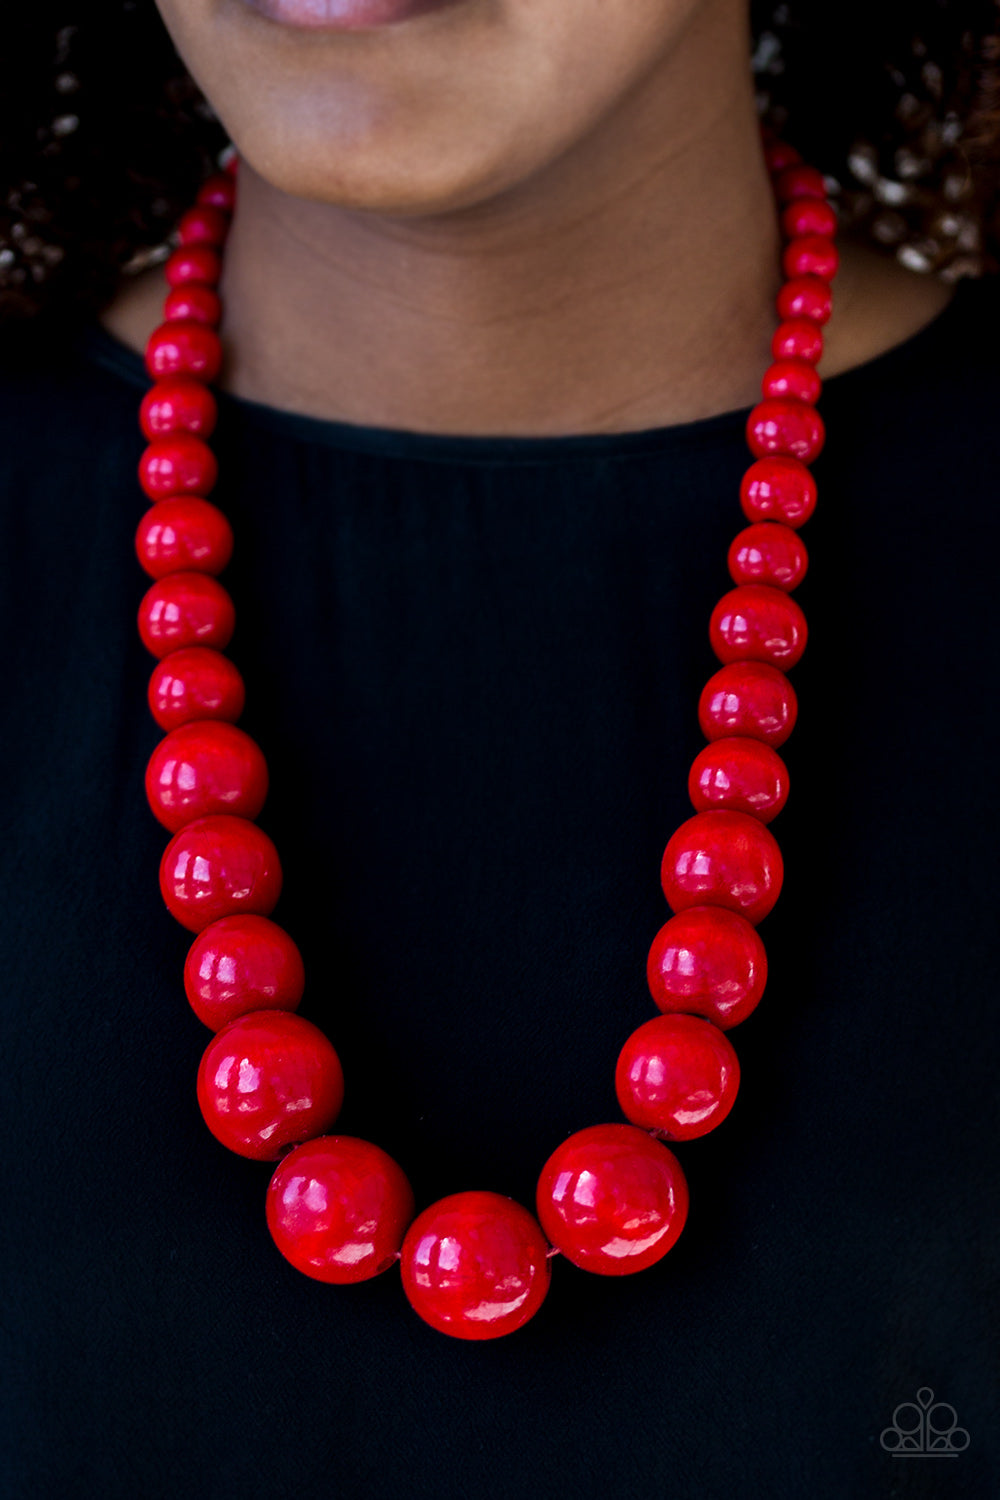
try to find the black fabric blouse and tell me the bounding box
[1,276,998,1500]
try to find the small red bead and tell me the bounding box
[138,573,235,659]
[400,1192,551,1341]
[741,456,817,528]
[178,205,230,248]
[764,141,801,173]
[688,736,789,822]
[196,173,236,212]
[185,914,305,1030]
[782,235,839,282]
[165,245,222,288]
[710,585,808,669]
[197,1010,343,1161]
[148,647,245,731]
[135,498,234,579]
[761,358,821,405]
[145,322,222,383]
[727,522,809,591]
[536,1124,688,1276]
[163,285,222,327]
[267,1136,414,1284]
[159,813,282,932]
[615,1015,740,1141]
[647,905,767,1029]
[145,721,269,832]
[774,164,828,203]
[698,661,798,747]
[661,810,783,925]
[139,433,218,501]
[746,399,825,464]
[223,152,239,177]
[780,197,838,239]
[140,379,217,440]
[777,276,833,325]
[771,319,824,365]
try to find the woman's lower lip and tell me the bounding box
[246,0,461,30]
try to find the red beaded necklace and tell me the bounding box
[136,133,835,1341]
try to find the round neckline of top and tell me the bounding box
[81,274,976,465]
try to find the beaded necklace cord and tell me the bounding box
[135,132,835,1341]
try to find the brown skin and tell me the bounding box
[104,0,953,435]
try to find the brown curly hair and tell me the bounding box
[4,0,1000,329]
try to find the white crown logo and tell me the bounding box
[880,1387,970,1457]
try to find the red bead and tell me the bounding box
[615,1015,740,1140]
[140,379,217,439]
[728,522,808,591]
[400,1192,551,1341]
[145,721,269,832]
[536,1124,688,1276]
[647,905,767,1029]
[177,205,230,248]
[741,456,817,528]
[145,322,222,383]
[196,173,236,212]
[710,585,808,669]
[776,276,833,325]
[184,914,305,1030]
[761,359,821,405]
[771,320,824,367]
[764,141,801,173]
[139,434,218,501]
[160,813,282,932]
[148,647,245,731]
[782,235,839,282]
[661,810,783,925]
[774,164,828,203]
[163,285,222,327]
[780,197,838,239]
[746,399,825,464]
[688,736,789,822]
[197,1010,343,1161]
[165,245,222,288]
[135,498,233,579]
[267,1136,414,1284]
[138,573,235,659]
[698,661,798,747]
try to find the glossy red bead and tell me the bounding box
[780,197,838,239]
[728,522,808,591]
[145,721,269,832]
[698,661,798,747]
[688,736,789,822]
[138,573,235,659]
[140,379,218,440]
[159,813,282,932]
[536,1124,688,1276]
[196,172,236,211]
[782,235,839,282]
[615,1014,740,1140]
[400,1191,551,1341]
[771,319,824,365]
[145,321,222,383]
[177,205,230,248]
[184,913,305,1030]
[163,285,222,327]
[647,905,767,1029]
[661,810,783,925]
[761,358,821,405]
[746,399,825,464]
[197,1010,343,1161]
[741,456,817,528]
[148,647,245,731]
[267,1136,414,1284]
[139,433,218,500]
[165,245,222,288]
[763,140,801,173]
[774,164,828,203]
[710,584,808,669]
[135,498,233,579]
[776,275,833,325]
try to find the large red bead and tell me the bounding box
[536,1124,688,1275]
[159,813,282,932]
[647,905,767,1029]
[661,810,783,925]
[740,456,817,528]
[184,913,305,1030]
[148,647,245,731]
[400,1191,551,1341]
[774,163,828,203]
[746,399,825,464]
[135,498,233,579]
[196,173,236,212]
[698,661,798,747]
[782,235,839,282]
[165,245,222,288]
[163,285,222,327]
[780,197,838,239]
[267,1136,414,1284]
[145,721,269,832]
[139,434,218,500]
[177,205,230,248]
[710,585,808,669]
[140,379,217,439]
[771,319,824,365]
[138,573,235,659]
[776,276,833,325]
[688,736,789,822]
[197,1010,343,1161]
[763,140,801,174]
[145,321,222,383]
[761,359,821,405]
[728,523,808,591]
[615,1014,740,1140]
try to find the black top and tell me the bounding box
[1,279,997,1500]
